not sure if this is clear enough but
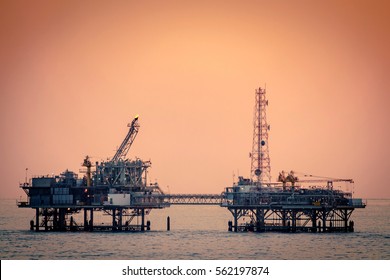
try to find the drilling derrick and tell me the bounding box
[250,87,271,184]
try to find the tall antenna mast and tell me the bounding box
[250,87,271,184]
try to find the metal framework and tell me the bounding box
[226,206,356,233]
[169,194,222,205]
[26,206,155,232]
[132,194,223,206]
[250,87,271,183]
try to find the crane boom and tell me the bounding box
[112,115,140,162]
[297,179,354,183]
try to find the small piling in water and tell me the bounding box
[146,221,151,231]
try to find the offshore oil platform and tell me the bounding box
[221,87,366,232]
[18,115,222,232]
[18,86,365,233]
[18,115,171,231]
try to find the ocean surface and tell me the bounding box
[0,199,389,260]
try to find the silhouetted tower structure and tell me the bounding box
[250,87,271,184]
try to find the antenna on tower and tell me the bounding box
[250,87,271,185]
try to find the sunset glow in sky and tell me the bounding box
[1,0,389,199]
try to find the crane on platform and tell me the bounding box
[111,115,140,162]
[277,170,353,190]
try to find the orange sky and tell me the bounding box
[1,0,389,199]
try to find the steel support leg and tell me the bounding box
[35,208,39,232]
[84,208,88,231]
[292,211,297,232]
[90,209,94,231]
[119,209,123,231]
[282,210,287,227]
[44,208,48,231]
[344,209,348,232]
[141,209,145,231]
[312,210,317,232]
[234,209,238,232]
[322,210,327,232]
[256,208,264,232]
[112,208,116,231]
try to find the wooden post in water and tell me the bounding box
[146,220,151,231]
[167,216,170,231]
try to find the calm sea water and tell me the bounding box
[0,199,389,260]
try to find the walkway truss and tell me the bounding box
[132,194,223,206]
